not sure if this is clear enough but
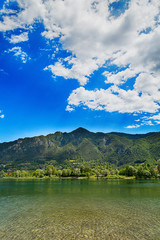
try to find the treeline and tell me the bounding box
[0,161,160,179]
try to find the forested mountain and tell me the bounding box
[0,127,160,170]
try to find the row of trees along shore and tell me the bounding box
[1,161,160,179]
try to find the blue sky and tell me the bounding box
[0,0,160,142]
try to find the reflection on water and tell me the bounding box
[0,179,160,239]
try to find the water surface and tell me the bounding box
[0,179,160,240]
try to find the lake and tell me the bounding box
[0,179,160,240]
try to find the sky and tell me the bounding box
[0,0,160,142]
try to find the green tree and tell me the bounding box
[57,170,62,178]
[80,165,84,174]
[67,169,71,176]
[33,169,44,178]
[143,170,151,179]
[21,170,29,177]
[119,168,126,175]
[14,170,21,178]
[115,169,119,175]
[84,166,91,173]
[0,170,6,178]
[110,170,115,175]
[125,166,136,176]
[46,165,56,177]
[149,167,157,178]
[101,169,109,177]
[136,166,144,178]
[86,172,90,179]
[72,169,80,177]
[95,170,100,180]
[62,169,68,177]
[62,169,72,177]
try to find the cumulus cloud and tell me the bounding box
[1,0,160,127]
[9,32,29,43]
[6,47,30,63]
[67,86,159,113]
[103,68,138,85]
[45,57,100,85]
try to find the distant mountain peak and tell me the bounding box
[71,127,90,134]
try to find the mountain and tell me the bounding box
[0,127,160,170]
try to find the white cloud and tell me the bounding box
[1,1,160,79]
[126,119,154,128]
[0,114,4,119]
[134,73,160,101]
[67,86,158,114]
[126,124,140,129]
[103,67,138,85]
[9,32,29,43]
[141,113,160,126]
[1,0,160,125]
[44,63,71,79]
[6,47,30,63]
[142,120,154,126]
[41,30,60,40]
[149,114,160,121]
[0,0,46,31]
[2,0,159,82]
[45,57,100,85]
[66,105,74,112]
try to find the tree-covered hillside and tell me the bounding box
[0,127,159,170]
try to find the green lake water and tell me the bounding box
[0,179,160,240]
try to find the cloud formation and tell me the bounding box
[6,47,30,63]
[9,32,29,44]
[1,0,160,127]
[67,86,158,113]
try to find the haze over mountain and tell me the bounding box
[0,128,160,170]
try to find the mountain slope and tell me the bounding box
[0,127,159,170]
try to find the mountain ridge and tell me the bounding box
[1,127,156,144]
[0,128,159,170]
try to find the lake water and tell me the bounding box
[0,179,160,240]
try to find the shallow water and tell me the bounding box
[0,179,160,240]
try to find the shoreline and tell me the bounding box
[1,175,159,180]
